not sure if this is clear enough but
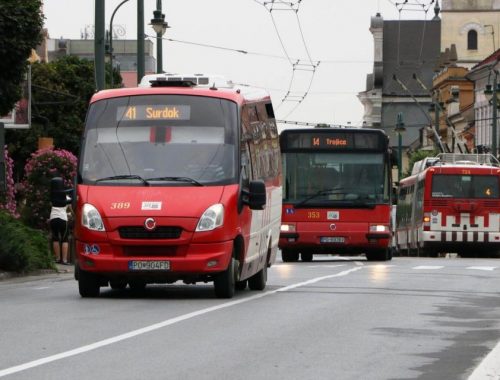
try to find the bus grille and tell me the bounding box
[119,226,182,239]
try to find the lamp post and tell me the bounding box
[484,73,500,158]
[395,112,406,181]
[150,0,169,73]
[109,0,130,88]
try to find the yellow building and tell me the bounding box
[441,0,500,68]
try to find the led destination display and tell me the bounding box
[117,105,191,121]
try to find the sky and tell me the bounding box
[42,0,431,130]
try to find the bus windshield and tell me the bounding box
[79,95,238,185]
[431,174,499,198]
[282,152,390,205]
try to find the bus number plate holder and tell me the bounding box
[320,237,345,244]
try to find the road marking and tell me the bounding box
[468,339,500,380]
[307,265,345,268]
[0,267,362,378]
[466,266,497,271]
[413,266,444,270]
[34,287,50,290]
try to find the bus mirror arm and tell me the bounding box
[242,180,266,210]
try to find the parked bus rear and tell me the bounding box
[279,128,393,262]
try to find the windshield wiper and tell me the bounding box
[294,187,344,208]
[147,176,204,186]
[95,175,149,186]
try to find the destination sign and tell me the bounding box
[117,105,191,121]
[282,132,382,150]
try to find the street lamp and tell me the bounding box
[395,112,406,181]
[109,0,130,88]
[484,76,500,157]
[149,0,169,73]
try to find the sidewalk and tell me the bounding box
[0,262,74,282]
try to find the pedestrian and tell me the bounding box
[49,175,73,265]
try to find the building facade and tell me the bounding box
[441,0,500,68]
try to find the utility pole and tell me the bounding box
[137,0,145,84]
[95,0,105,91]
[395,113,406,181]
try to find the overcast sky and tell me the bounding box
[42,0,431,130]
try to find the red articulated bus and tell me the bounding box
[74,74,282,298]
[395,153,500,257]
[279,128,394,262]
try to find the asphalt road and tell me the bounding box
[1,256,500,380]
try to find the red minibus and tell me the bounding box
[396,153,500,257]
[74,74,282,298]
[279,128,393,262]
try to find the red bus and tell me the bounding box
[74,74,282,298]
[395,153,500,257]
[279,128,394,262]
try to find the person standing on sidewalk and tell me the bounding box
[49,176,73,265]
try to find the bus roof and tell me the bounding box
[90,75,271,105]
[411,153,500,175]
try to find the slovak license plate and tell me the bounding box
[128,260,170,271]
[320,237,345,244]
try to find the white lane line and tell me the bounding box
[413,266,444,270]
[34,287,50,290]
[0,267,362,378]
[468,340,500,380]
[307,265,345,268]
[467,266,497,271]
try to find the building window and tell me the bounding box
[468,30,478,50]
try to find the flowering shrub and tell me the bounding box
[22,148,77,230]
[0,146,17,216]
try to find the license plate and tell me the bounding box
[128,260,170,271]
[320,237,345,244]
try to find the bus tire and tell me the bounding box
[248,264,267,291]
[78,269,100,297]
[214,257,236,298]
[301,252,313,262]
[282,250,299,262]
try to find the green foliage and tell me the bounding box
[0,0,43,115]
[403,149,439,178]
[6,56,122,179]
[0,210,53,272]
[22,148,77,230]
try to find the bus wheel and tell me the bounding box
[282,250,299,262]
[214,257,236,298]
[301,252,313,262]
[248,264,267,291]
[78,269,100,298]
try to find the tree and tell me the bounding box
[6,56,121,179]
[0,0,43,115]
[403,149,439,178]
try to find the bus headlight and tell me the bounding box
[82,203,106,231]
[369,224,389,233]
[196,204,224,232]
[281,224,296,232]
